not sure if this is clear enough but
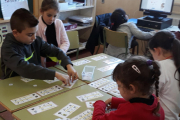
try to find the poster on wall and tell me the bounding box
[1,0,29,20]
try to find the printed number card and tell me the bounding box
[43,77,59,84]
[91,55,107,61]
[1,0,29,20]
[71,109,93,120]
[73,59,91,66]
[37,85,63,96]
[76,91,103,102]
[103,58,124,64]
[88,78,110,88]
[54,103,80,119]
[98,82,118,93]
[27,101,57,115]
[11,93,41,105]
[21,77,34,83]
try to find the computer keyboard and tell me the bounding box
[138,26,154,32]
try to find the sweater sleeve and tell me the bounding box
[58,20,70,53]
[93,100,133,120]
[1,44,55,80]
[39,37,72,70]
[128,22,156,40]
[111,97,127,109]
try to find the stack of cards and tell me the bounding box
[37,85,63,96]
[103,58,124,64]
[73,59,91,66]
[71,109,93,120]
[11,93,41,105]
[21,77,34,82]
[76,91,103,102]
[61,80,78,89]
[98,82,117,93]
[97,63,117,72]
[91,55,107,61]
[54,103,80,119]
[82,66,96,81]
[27,101,57,115]
[88,78,110,88]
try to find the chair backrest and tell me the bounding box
[66,31,79,50]
[103,27,128,54]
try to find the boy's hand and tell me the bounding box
[66,64,78,82]
[55,72,71,86]
[105,98,112,110]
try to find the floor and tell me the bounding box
[0,48,97,120]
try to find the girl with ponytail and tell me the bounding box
[149,31,180,120]
[106,8,156,60]
[93,56,164,120]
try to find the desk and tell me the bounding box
[0,67,85,113]
[55,53,123,82]
[12,84,112,120]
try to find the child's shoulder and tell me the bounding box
[54,19,63,25]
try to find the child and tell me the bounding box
[93,56,165,120]
[37,0,70,67]
[106,8,156,59]
[148,31,180,120]
[1,8,78,85]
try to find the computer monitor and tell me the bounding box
[139,0,174,21]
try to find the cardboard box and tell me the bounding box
[59,2,68,11]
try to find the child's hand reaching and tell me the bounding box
[66,64,79,82]
[55,72,71,86]
[105,98,112,110]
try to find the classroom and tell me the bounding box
[0,0,179,120]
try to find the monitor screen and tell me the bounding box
[140,0,174,15]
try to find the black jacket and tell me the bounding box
[86,13,112,54]
[1,33,72,80]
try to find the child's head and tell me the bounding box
[40,0,59,25]
[113,56,160,101]
[110,8,128,31]
[10,8,39,44]
[149,31,180,73]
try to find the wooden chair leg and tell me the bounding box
[137,44,139,55]
[132,47,135,54]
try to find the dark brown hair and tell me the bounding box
[149,31,180,86]
[10,8,39,33]
[110,8,128,31]
[113,56,161,116]
[41,0,59,12]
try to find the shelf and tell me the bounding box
[67,42,86,55]
[60,6,94,12]
[0,19,10,24]
[66,25,93,31]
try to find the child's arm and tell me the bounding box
[105,97,127,109]
[93,100,132,120]
[1,46,56,80]
[58,20,70,53]
[128,22,156,40]
[39,37,78,80]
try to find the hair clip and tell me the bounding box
[132,65,141,74]
[147,60,153,66]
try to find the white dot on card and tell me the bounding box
[9,83,13,86]
[33,84,37,87]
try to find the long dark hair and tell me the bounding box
[113,56,161,116]
[110,8,128,31]
[149,31,180,86]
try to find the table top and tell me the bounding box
[55,53,123,83]
[13,84,112,120]
[0,67,86,113]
